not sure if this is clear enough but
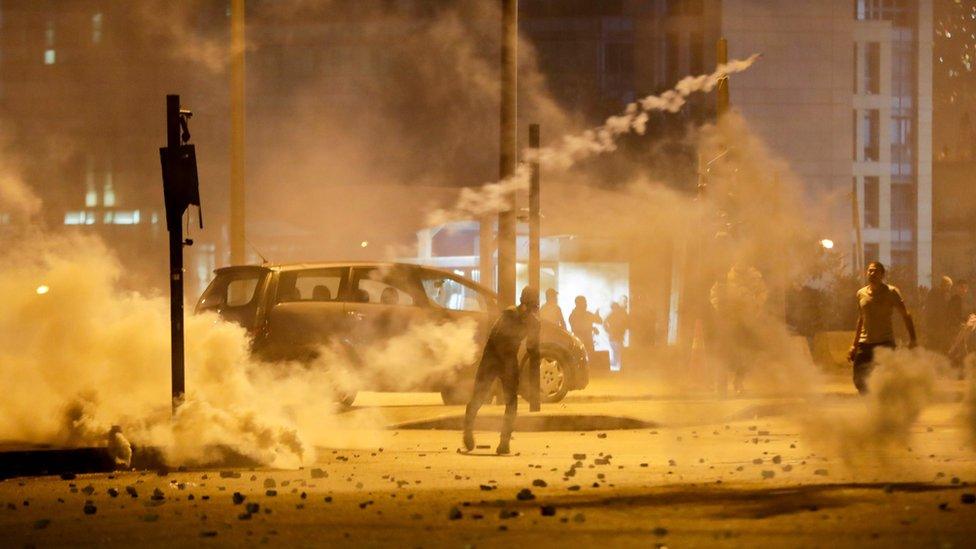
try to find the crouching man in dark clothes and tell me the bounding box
[463,286,541,455]
[848,261,917,394]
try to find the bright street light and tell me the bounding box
[820,239,834,250]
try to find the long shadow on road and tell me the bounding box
[467,482,956,520]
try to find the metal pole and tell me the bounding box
[479,218,494,290]
[528,123,540,412]
[528,124,540,292]
[166,94,185,413]
[230,0,246,265]
[497,0,518,307]
[716,38,729,117]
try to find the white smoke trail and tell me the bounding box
[426,54,761,225]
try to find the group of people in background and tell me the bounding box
[923,275,975,365]
[539,288,630,372]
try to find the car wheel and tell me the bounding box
[539,352,569,403]
[336,391,357,408]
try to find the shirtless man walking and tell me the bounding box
[848,261,917,394]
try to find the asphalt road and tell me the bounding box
[3,372,976,547]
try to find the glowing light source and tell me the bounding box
[820,239,834,250]
[360,241,369,248]
[36,285,50,295]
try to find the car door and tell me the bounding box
[344,265,427,345]
[261,267,349,362]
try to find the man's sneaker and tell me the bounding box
[462,430,474,452]
[496,439,511,455]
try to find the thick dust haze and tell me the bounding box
[0,1,970,471]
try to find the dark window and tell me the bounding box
[604,42,633,74]
[863,176,880,228]
[890,184,915,232]
[277,268,347,303]
[864,42,880,94]
[665,32,680,86]
[862,109,880,161]
[689,32,704,75]
[855,0,912,25]
[667,0,704,16]
[864,243,880,264]
[350,267,418,306]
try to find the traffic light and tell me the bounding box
[160,143,201,232]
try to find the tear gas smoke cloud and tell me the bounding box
[0,1,965,473]
[802,348,944,467]
[0,224,477,468]
[427,54,761,226]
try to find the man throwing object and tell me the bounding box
[463,286,541,455]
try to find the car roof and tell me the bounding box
[215,261,486,286]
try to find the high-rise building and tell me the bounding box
[721,0,932,287]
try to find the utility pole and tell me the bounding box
[497,0,518,307]
[528,123,541,412]
[230,0,246,265]
[528,124,540,292]
[479,220,494,290]
[716,38,729,117]
[159,94,202,414]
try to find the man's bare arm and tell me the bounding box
[849,314,863,361]
[896,301,918,347]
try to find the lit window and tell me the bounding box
[103,212,114,224]
[92,13,103,44]
[85,186,97,207]
[103,181,115,207]
[64,212,85,225]
[151,212,159,224]
[112,210,140,225]
[85,211,95,225]
[43,49,56,65]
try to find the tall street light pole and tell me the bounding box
[230,0,246,265]
[497,0,518,307]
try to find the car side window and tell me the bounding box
[421,275,488,313]
[277,268,346,303]
[350,268,416,306]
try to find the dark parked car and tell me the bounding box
[195,262,589,404]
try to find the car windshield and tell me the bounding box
[421,274,490,312]
[198,270,263,311]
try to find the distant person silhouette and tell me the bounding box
[539,288,567,330]
[568,295,601,357]
[605,300,630,372]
